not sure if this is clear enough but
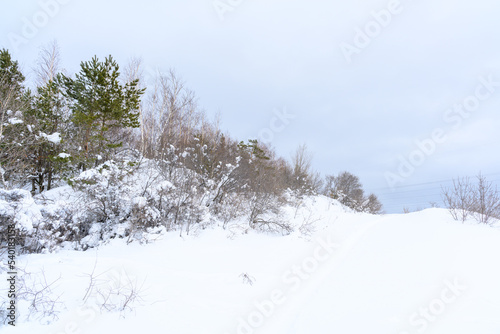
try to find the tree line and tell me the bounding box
[0,42,382,251]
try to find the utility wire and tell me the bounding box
[369,173,500,193]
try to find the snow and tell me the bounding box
[2,196,500,333]
[39,132,61,144]
[132,196,147,208]
[7,117,23,125]
[58,153,71,159]
[0,189,41,231]
[158,180,175,190]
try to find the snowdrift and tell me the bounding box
[1,195,500,333]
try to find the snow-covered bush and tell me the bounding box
[0,141,316,253]
[69,160,137,225]
[247,192,292,235]
[130,196,160,228]
[151,163,208,235]
[210,192,248,229]
[0,189,41,253]
[36,197,97,251]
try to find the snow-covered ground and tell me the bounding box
[2,196,500,333]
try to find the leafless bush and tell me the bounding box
[442,173,500,225]
[239,273,256,286]
[298,209,321,237]
[82,265,145,317]
[248,191,285,224]
[81,258,104,304]
[161,167,206,236]
[250,217,293,235]
[442,177,474,222]
[96,276,145,315]
[472,174,500,224]
[16,268,63,324]
[212,192,247,229]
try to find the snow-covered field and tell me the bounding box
[3,196,500,333]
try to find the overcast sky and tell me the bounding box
[2,0,500,212]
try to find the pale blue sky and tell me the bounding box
[2,0,500,212]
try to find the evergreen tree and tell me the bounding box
[0,49,24,104]
[24,78,70,192]
[60,55,145,168]
[0,49,25,138]
[0,49,28,188]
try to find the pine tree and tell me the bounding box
[0,49,24,103]
[24,78,70,192]
[0,49,28,188]
[0,49,25,139]
[60,55,145,168]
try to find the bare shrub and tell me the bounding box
[82,265,145,317]
[211,192,247,229]
[298,210,321,237]
[442,173,500,225]
[16,268,63,324]
[95,274,145,315]
[250,217,293,235]
[239,273,256,286]
[442,177,474,222]
[472,174,500,224]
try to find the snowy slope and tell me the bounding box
[2,197,500,334]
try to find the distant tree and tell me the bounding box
[139,69,199,160]
[289,143,322,195]
[361,193,383,214]
[324,171,382,214]
[291,144,312,186]
[60,55,145,168]
[237,139,270,161]
[327,171,364,208]
[33,40,61,86]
